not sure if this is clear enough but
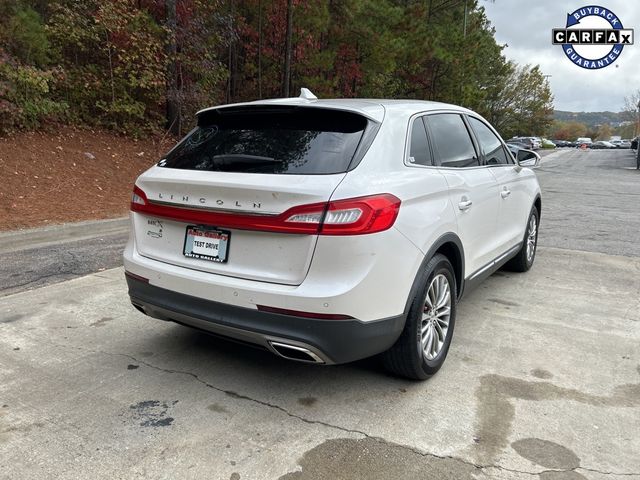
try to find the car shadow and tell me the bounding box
[128,322,415,393]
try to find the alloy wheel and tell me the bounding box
[526,215,537,263]
[421,274,451,360]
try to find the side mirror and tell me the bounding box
[517,149,541,167]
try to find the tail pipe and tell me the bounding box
[269,341,326,364]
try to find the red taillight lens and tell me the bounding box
[320,194,401,235]
[130,186,400,235]
[256,305,354,320]
[131,185,148,209]
[124,270,149,283]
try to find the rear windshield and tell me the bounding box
[159,107,369,175]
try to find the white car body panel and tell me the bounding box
[438,167,501,275]
[489,166,539,252]
[134,168,345,285]
[124,224,422,322]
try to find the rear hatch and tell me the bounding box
[131,106,376,286]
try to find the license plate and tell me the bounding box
[183,226,230,263]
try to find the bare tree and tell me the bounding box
[258,0,263,99]
[282,0,293,97]
[166,0,180,135]
[622,90,640,138]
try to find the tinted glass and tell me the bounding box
[426,114,478,168]
[408,117,432,166]
[468,117,511,165]
[160,107,368,174]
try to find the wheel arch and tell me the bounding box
[534,194,542,218]
[403,233,465,316]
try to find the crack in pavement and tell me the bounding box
[38,339,640,478]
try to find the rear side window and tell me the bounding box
[159,107,369,175]
[468,117,511,165]
[408,117,432,166]
[426,114,478,168]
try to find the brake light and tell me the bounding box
[130,186,400,235]
[322,194,400,235]
[131,185,147,207]
[283,194,401,235]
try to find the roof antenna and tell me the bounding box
[299,88,318,100]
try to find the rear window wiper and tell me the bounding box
[213,154,279,163]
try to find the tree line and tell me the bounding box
[0,0,554,139]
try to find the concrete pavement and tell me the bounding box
[535,149,640,257]
[1,247,639,479]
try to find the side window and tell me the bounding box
[426,114,478,168]
[468,117,511,165]
[408,117,432,166]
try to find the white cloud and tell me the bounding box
[482,1,640,111]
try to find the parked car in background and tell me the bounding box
[124,92,542,380]
[611,140,631,149]
[576,137,593,147]
[541,138,556,148]
[552,140,571,147]
[590,141,616,149]
[507,143,543,165]
[512,136,542,149]
[507,139,531,150]
[507,137,535,149]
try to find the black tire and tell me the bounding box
[382,254,457,380]
[504,206,539,272]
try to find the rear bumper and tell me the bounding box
[126,275,405,364]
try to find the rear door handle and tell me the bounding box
[458,200,473,211]
[501,188,511,198]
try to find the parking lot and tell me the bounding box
[1,149,639,479]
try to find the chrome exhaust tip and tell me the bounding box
[269,341,325,364]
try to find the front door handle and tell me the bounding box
[458,200,473,211]
[501,188,511,198]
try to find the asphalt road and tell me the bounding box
[535,148,640,256]
[1,148,639,479]
[0,219,128,296]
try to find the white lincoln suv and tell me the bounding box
[124,91,541,379]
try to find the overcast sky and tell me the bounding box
[482,1,640,112]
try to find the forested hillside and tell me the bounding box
[0,0,554,138]
[554,110,630,128]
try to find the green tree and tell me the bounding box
[47,0,167,133]
[484,63,553,138]
[3,5,51,67]
[596,123,613,140]
[548,120,588,140]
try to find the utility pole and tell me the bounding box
[283,0,293,97]
[165,0,180,136]
[258,0,263,99]
[636,99,640,138]
[463,0,495,38]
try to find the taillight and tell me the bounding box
[130,186,400,235]
[284,194,401,235]
[131,185,148,208]
[322,194,401,235]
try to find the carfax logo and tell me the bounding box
[552,5,634,69]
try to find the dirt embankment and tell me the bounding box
[0,127,175,231]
